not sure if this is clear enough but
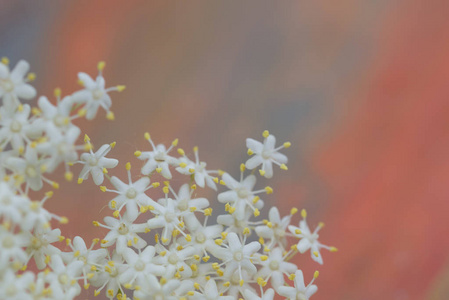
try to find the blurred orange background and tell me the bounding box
[1,1,449,299]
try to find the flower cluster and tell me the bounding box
[0,58,337,300]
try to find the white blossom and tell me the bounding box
[277,270,318,300]
[0,60,36,109]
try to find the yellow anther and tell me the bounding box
[39,164,47,173]
[17,104,24,112]
[223,281,230,287]
[194,255,200,261]
[45,191,54,198]
[97,61,106,71]
[134,150,142,157]
[1,57,9,65]
[228,206,236,214]
[313,251,319,257]
[187,291,195,296]
[31,107,41,115]
[92,238,100,244]
[113,210,120,218]
[58,235,65,242]
[65,238,71,246]
[145,228,151,233]
[177,148,185,156]
[179,162,187,168]
[267,222,273,228]
[156,167,163,173]
[102,168,108,174]
[283,141,292,148]
[330,247,338,252]
[213,177,219,183]
[83,144,93,151]
[84,134,90,143]
[74,108,86,118]
[163,181,170,186]
[240,163,245,172]
[217,269,224,276]
[73,250,80,257]
[202,256,210,262]
[280,164,288,170]
[147,205,155,211]
[204,208,212,216]
[92,221,100,227]
[221,232,228,239]
[262,130,270,138]
[239,279,244,286]
[252,196,260,204]
[18,146,24,154]
[161,237,168,243]
[254,208,260,217]
[54,88,61,98]
[301,209,307,218]
[319,222,325,228]
[259,169,266,176]
[110,141,116,148]
[314,270,319,278]
[295,229,301,235]
[291,244,298,251]
[259,237,265,245]
[159,251,166,257]
[52,182,59,189]
[189,207,197,212]
[124,283,132,289]
[264,246,271,252]
[219,180,226,185]
[27,72,36,81]
[140,206,148,213]
[127,240,132,246]
[257,277,265,286]
[172,138,179,146]
[243,227,250,235]
[64,171,73,181]
[124,162,131,171]
[260,255,268,261]
[218,169,225,176]
[84,284,90,290]
[45,255,51,264]
[144,132,150,140]
[189,168,195,173]
[191,184,197,190]
[290,207,298,215]
[59,217,68,224]
[247,148,254,155]
[152,182,160,188]
[77,178,83,184]
[77,79,84,86]
[116,85,126,92]
[191,264,198,272]
[215,239,223,245]
[288,273,296,280]
[162,186,169,194]
[90,265,97,271]
[265,186,273,194]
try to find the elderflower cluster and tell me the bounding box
[0,58,337,300]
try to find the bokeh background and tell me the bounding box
[2,0,449,299]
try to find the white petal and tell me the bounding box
[246,138,263,152]
[10,60,29,82]
[15,84,36,99]
[245,155,263,170]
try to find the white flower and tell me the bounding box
[217,172,264,220]
[26,228,62,270]
[255,247,297,287]
[78,142,118,185]
[154,243,196,279]
[0,269,35,300]
[135,133,178,178]
[105,165,156,221]
[0,60,36,109]
[5,146,53,191]
[46,254,83,298]
[133,278,193,300]
[90,252,127,299]
[190,278,234,300]
[288,210,336,265]
[71,63,124,120]
[210,232,260,284]
[277,270,318,300]
[97,211,148,254]
[255,206,293,250]
[180,217,222,259]
[36,95,75,132]
[0,226,29,268]
[119,246,165,287]
[243,288,275,300]
[0,182,27,224]
[245,131,289,178]
[175,146,218,190]
[0,104,43,152]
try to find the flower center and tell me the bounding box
[164,212,176,223]
[58,274,69,285]
[134,259,145,271]
[31,237,43,250]
[109,267,119,277]
[58,142,69,154]
[177,200,189,211]
[237,188,249,199]
[296,292,308,300]
[154,152,165,162]
[233,250,243,262]
[92,89,103,100]
[168,253,179,264]
[88,157,98,166]
[26,166,38,178]
[9,120,22,133]
[53,115,68,127]
[195,233,206,244]
[2,235,14,248]
[126,188,137,199]
[1,196,11,205]
[1,79,14,92]
[118,223,129,235]
[5,285,17,296]
[262,150,271,159]
[275,228,285,238]
[269,260,279,270]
